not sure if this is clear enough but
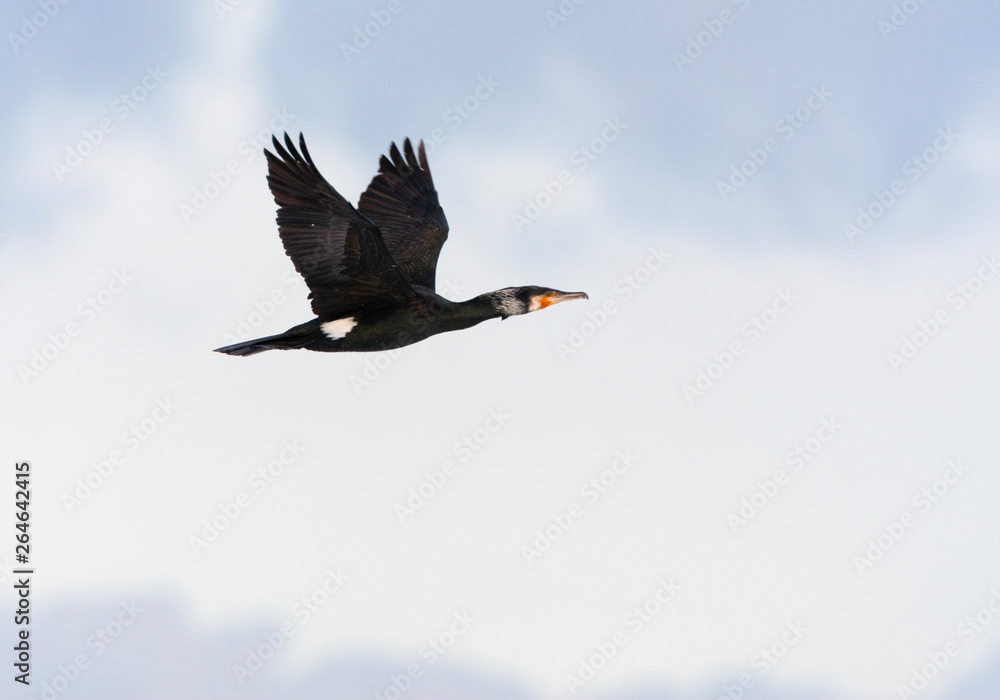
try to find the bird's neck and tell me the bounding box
[453,290,520,324]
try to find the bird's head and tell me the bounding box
[492,286,589,318]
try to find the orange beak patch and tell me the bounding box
[529,290,588,312]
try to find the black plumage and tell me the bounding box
[215,133,587,356]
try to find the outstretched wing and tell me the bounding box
[265,133,415,319]
[357,138,449,291]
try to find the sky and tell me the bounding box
[1,0,999,698]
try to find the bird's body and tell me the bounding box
[215,133,586,357]
[223,287,506,355]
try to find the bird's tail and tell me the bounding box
[214,329,313,356]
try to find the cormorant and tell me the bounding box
[215,133,588,356]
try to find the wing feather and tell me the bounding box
[265,133,414,319]
[357,138,449,291]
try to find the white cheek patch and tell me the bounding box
[321,316,358,340]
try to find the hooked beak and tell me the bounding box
[535,290,590,310]
[551,291,589,303]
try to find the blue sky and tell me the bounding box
[2,1,999,698]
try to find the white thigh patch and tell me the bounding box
[321,317,358,340]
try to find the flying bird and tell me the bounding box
[215,133,588,356]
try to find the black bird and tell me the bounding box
[215,133,588,356]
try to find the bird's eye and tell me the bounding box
[544,291,552,297]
